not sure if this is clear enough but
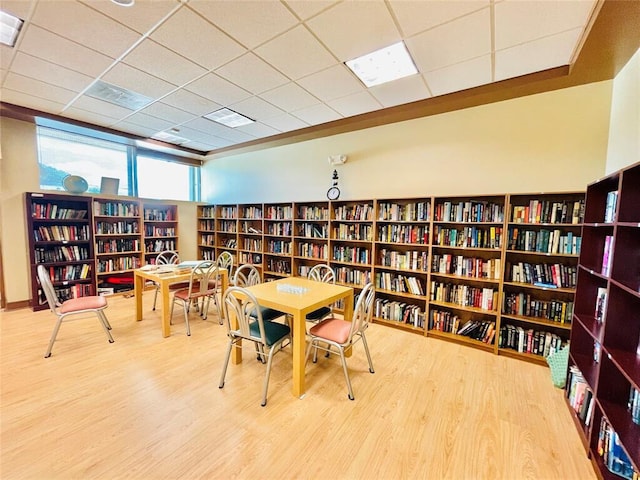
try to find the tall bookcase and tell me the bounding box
[197,204,216,261]
[293,201,330,277]
[567,161,639,479]
[215,205,238,265]
[93,198,142,294]
[25,192,96,311]
[264,203,293,279]
[143,203,178,264]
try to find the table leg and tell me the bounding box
[161,283,171,337]
[134,274,144,321]
[292,312,305,398]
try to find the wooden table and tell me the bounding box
[134,266,228,337]
[241,276,354,398]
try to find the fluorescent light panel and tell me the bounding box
[85,80,152,110]
[204,108,254,128]
[345,41,418,88]
[152,131,189,145]
[0,10,24,47]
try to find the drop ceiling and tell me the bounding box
[0,0,633,157]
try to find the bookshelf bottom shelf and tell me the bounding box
[497,347,549,366]
[427,329,495,352]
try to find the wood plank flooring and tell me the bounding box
[0,293,595,479]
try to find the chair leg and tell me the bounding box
[152,285,159,311]
[44,317,64,358]
[337,347,355,401]
[96,312,115,343]
[183,302,191,336]
[361,333,375,374]
[219,339,234,388]
[261,344,278,407]
[98,310,112,330]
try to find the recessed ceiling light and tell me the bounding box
[152,131,189,145]
[110,0,135,6]
[0,10,24,47]
[85,80,152,110]
[204,108,254,128]
[345,41,418,88]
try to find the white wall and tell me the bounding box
[202,81,613,204]
[606,48,640,174]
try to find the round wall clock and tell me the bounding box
[326,169,341,200]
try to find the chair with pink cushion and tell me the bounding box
[304,282,375,400]
[37,265,114,358]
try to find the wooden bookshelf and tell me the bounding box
[142,203,178,263]
[215,204,238,267]
[25,192,96,311]
[238,203,263,267]
[293,201,330,277]
[263,202,293,279]
[567,161,640,480]
[93,198,142,295]
[197,204,216,261]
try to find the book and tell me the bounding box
[595,287,607,323]
[605,191,618,223]
[602,235,614,276]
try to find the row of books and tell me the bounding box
[239,253,262,264]
[95,221,139,235]
[457,320,496,344]
[298,242,328,260]
[224,239,237,248]
[144,226,176,237]
[200,234,215,246]
[297,223,327,238]
[433,201,504,223]
[507,228,581,255]
[240,207,263,219]
[334,266,371,287]
[597,417,638,480]
[96,238,140,254]
[145,239,176,252]
[375,272,424,296]
[46,264,92,281]
[143,208,174,221]
[428,308,460,333]
[430,282,497,311]
[431,254,501,280]
[566,366,594,427]
[94,201,139,218]
[266,222,292,236]
[502,292,573,323]
[498,324,564,357]
[199,219,215,231]
[34,245,90,263]
[97,256,141,273]
[297,205,329,221]
[32,202,88,220]
[266,240,291,255]
[374,298,425,327]
[241,238,262,251]
[217,220,237,232]
[511,199,584,224]
[332,246,370,264]
[267,258,291,274]
[379,249,429,271]
[595,287,608,323]
[218,206,236,219]
[264,205,293,220]
[333,223,372,241]
[628,386,640,426]
[241,223,261,234]
[432,225,502,249]
[377,224,429,244]
[200,206,216,218]
[506,261,577,289]
[377,202,430,222]
[334,203,373,221]
[605,191,618,223]
[34,225,91,242]
[39,283,92,304]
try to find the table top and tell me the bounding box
[135,265,227,283]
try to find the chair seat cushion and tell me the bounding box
[248,320,290,347]
[250,306,286,322]
[309,317,351,344]
[168,281,190,290]
[305,306,331,321]
[60,295,106,313]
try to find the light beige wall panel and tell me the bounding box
[203,81,612,203]
[606,48,640,174]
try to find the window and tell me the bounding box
[36,125,200,201]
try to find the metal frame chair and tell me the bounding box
[169,260,219,335]
[305,282,375,400]
[219,286,291,406]
[216,251,234,279]
[37,265,114,358]
[152,250,180,311]
[306,263,336,322]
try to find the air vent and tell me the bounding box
[152,131,189,145]
[85,80,152,110]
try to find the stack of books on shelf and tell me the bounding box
[457,320,495,344]
[595,287,608,323]
[511,199,584,224]
[566,366,595,426]
[374,298,424,327]
[628,386,640,426]
[597,418,638,480]
[507,261,576,288]
[499,325,563,357]
[604,191,618,223]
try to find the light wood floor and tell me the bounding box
[1,293,595,480]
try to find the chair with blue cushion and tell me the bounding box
[219,286,291,406]
[232,263,288,323]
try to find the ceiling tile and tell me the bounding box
[0,89,66,114]
[116,112,175,132]
[17,24,114,77]
[260,113,309,132]
[189,0,298,49]
[235,122,281,139]
[9,52,94,93]
[69,95,134,119]
[255,25,337,80]
[184,73,251,106]
[495,28,583,81]
[183,117,256,143]
[424,54,492,97]
[368,74,430,108]
[64,105,125,126]
[259,82,319,113]
[495,0,597,50]
[292,103,341,125]
[161,89,221,116]
[0,45,15,70]
[214,53,289,95]
[79,0,181,35]
[3,72,78,105]
[1,0,34,19]
[406,7,491,73]
[122,39,207,87]
[138,102,197,125]
[327,91,381,117]
[297,64,363,102]
[306,0,400,61]
[30,0,141,59]
[150,6,246,70]
[283,0,338,21]
[107,121,157,138]
[389,0,489,37]
[102,63,176,100]
[229,96,284,121]
[171,126,233,148]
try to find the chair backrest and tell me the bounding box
[308,264,335,284]
[37,265,61,312]
[348,282,375,343]
[222,286,268,345]
[186,261,218,298]
[233,264,261,287]
[217,251,234,276]
[156,250,179,265]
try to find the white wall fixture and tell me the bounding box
[328,154,348,166]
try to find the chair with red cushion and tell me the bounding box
[305,282,375,400]
[37,265,114,358]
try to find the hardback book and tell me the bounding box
[602,235,614,276]
[595,287,608,323]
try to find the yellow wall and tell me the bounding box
[202,81,613,203]
[606,48,640,174]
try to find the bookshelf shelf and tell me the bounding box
[567,161,640,480]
